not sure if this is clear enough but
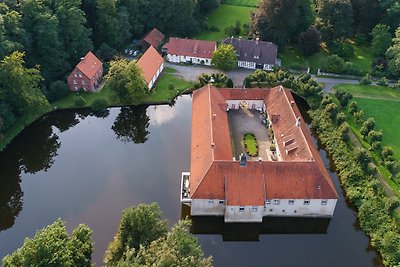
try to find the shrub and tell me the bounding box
[368,130,383,143]
[377,77,389,87]
[47,80,69,102]
[91,98,108,111]
[324,103,339,119]
[348,101,358,114]
[226,78,234,88]
[244,77,251,88]
[74,96,87,107]
[360,117,375,137]
[298,27,321,56]
[324,55,345,74]
[343,62,364,76]
[168,84,175,91]
[321,95,333,107]
[331,41,354,59]
[354,110,364,124]
[335,90,353,107]
[360,74,373,85]
[336,112,346,125]
[381,146,394,162]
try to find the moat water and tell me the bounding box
[0,95,382,266]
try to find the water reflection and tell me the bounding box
[182,205,331,241]
[0,154,23,232]
[111,106,150,144]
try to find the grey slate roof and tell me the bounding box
[223,37,278,65]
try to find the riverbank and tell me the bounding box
[0,71,194,152]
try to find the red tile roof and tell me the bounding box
[75,51,102,79]
[141,28,165,48]
[165,37,216,59]
[190,86,338,204]
[137,46,164,84]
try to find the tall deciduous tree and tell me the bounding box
[386,27,400,78]
[95,0,122,49]
[351,0,382,35]
[298,27,321,56]
[104,203,167,266]
[2,219,93,267]
[251,0,300,47]
[20,0,68,83]
[316,0,354,41]
[53,0,93,63]
[0,51,48,116]
[212,44,238,70]
[0,3,23,59]
[117,220,213,267]
[379,0,400,33]
[105,58,148,103]
[371,24,392,57]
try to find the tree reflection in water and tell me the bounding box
[0,109,95,231]
[112,106,150,144]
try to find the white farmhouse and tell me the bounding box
[223,37,279,71]
[163,37,216,66]
[181,85,338,223]
[137,45,164,89]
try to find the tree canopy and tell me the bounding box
[2,219,93,267]
[386,27,400,78]
[211,44,238,71]
[105,58,148,103]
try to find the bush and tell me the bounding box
[377,77,389,87]
[343,62,364,76]
[298,27,321,56]
[335,90,353,107]
[324,55,345,74]
[381,146,394,162]
[287,63,307,70]
[226,78,234,88]
[74,96,87,107]
[47,80,69,102]
[360,74,373,85]
[168,84,175,91]
[331,41,354,59]
[336,112,346,125]
[91,98,108,111]
[348,101,358,114]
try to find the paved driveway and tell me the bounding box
[165,62,253,87]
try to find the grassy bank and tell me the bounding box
[334,84,400,158]
[222,0,259,7]
[196,4,254,41]
[0,70,193,152]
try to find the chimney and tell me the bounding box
[290,100,295,106]
[256,37,259,45]
[211,143,215,148]
[279,85,283,92]
[296,117,301,126]
[213,113,216,120]
[80,57,85,62]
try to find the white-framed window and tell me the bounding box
[208,200,214,205]
[78,74,82,78]
[74,73,77,78]
[288,199,295,205]
[303,200,310,205]
[273,199,280,205]
[239,206,245,212]
[321,199,328,205]
[252,206,258,212]
[73,80,77,84]
[219,200,224,204]
[265,199,271,205]
[82,80,85,85]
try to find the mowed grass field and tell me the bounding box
[222,0,259,7]
[334,84,400,159]
[196,4,255,41]
[280,43,373,74]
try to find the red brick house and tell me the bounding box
[140,28,165,51]
[67,51,103,92]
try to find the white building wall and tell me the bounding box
[191,199,225,216]
[263,199,337,217]
[263,64,274,71]
[238,61,256,69]
[225,205,263,223]
[166,54,212,65]
[226,100,264,110]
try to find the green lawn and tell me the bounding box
[196,4,255,41]
[243,133,258,156]
[280,42,373,74]
[354,98,400,158]
[333,84,400,99]
[222,0,259,7]
[334,83,400,159]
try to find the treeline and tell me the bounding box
[0,0,220,145]
[2,203,212,266]
[250,0,400,78]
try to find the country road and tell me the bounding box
[166,62,362,92]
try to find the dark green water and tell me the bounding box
[0,95,382,266]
